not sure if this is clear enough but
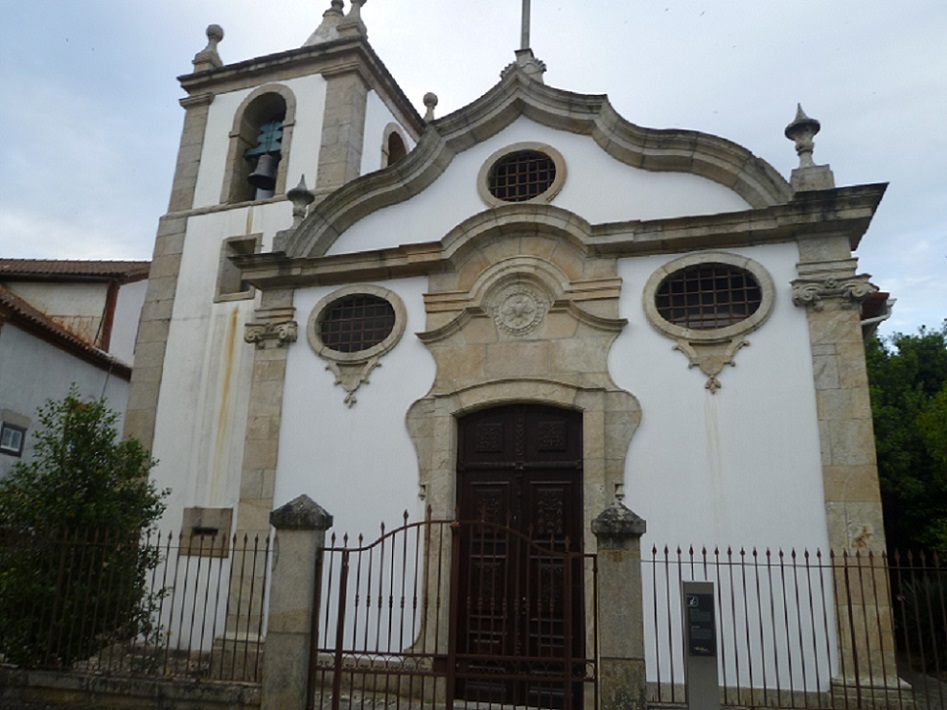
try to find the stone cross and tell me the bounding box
[520,0,531,49]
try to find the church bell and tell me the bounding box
[248,153,279,191]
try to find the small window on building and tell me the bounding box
[0,423,25,457]
[386,131,407,166]
[643,252,776,343]
[319,294,396,353]
[215,235,261,302]
[655,263,763,330]
[489,150,556,202]
[306,285,408,406]
[477,143,566,207]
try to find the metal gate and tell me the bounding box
[309,510,598,710]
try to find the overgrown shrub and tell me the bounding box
[0,388,167,667]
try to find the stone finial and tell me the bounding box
[287,175,316,226]
[303,0,345,46]
[192,24,224,72]
[785,104,821,168]
[337,0,368,39]
[270,495,333,531]
[785,104,835,191]
[423,92,439,122]
[500,48,547,83]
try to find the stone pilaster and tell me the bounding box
[315,69,368,199]
[591,503,648,710]
[792,236,896,692]
[224,289,296,639]
[123,93,213,450]
[169,93,214,212]
[261,495,333,710]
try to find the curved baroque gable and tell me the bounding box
[285,67,792,259]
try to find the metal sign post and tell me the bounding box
[683,580,720,710]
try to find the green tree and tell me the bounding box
[866,322,947,552]
[0,388,167,666]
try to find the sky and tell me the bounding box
[0,0,944,337]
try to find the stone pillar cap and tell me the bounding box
[270,494,333,530]
[591,501,647,538]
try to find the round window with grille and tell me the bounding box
[478,143,566,206]
[655,263,762,330]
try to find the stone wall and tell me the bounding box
[0,669,260,710]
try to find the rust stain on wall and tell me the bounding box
[210,306,239,498]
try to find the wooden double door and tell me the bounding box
[455,404,585,708]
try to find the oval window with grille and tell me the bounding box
[319,294,395,353]
[643,253,775,342]
[655,263,762,330]
[478,143,566,207]
[488,150,556,202]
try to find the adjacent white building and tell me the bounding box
[0,259,148,477]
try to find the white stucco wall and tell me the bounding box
[111,279,147,364]
[360,90,416,175]
[150,202,292,531]
[275,277,436,538]
[191,73,329,210]
[611,242,828,554]
[0,325,129,478]
[328,117,751,255]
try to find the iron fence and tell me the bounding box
[0,526,269,682]
[644,545,946,709]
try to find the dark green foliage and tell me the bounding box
[0,388,167,667]
[866,323,947,553]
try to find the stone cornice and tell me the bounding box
[178,38,423,138]
[235,184,886,291]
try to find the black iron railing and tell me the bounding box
[645,545,946,709]
[0,527,269,682]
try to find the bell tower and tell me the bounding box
[124,0,423,554]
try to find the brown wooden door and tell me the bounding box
[456,404,584,708]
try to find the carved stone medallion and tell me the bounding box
[494,286,545,335]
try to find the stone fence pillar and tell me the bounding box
[261,495,332,710]
[591,502,648,710]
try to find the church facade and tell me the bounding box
[124,1,890,697]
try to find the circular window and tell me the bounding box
[655,263,762,330]
[478,143,566,207]
[308,285,407,364]
[319,294,395,353]
[643,253,775,341]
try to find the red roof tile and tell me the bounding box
[0,259,150,282]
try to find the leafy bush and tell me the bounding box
[0,388,167,667]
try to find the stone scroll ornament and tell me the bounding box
[244,320,298,349]
[791,275,877,311]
